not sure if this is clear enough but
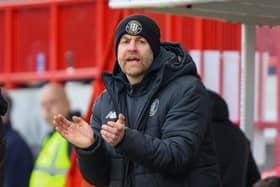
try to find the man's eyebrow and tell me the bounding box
[120,35,129,40]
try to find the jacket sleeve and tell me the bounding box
[5,138,34,187]
[116,79,209,174]
[76,96,110,187]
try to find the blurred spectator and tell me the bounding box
[208,89,261,187]
[253,176,280,187]
[0,88,8,187]
[29,83,80,187]
[2,91,34,187]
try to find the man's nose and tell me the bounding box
[128,40,137,50]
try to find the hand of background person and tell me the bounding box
[101,113,126,146]
[53,114,95,148]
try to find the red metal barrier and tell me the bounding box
[0,0,241,88]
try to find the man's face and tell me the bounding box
[40,87,69,127]
[117,34,154,84]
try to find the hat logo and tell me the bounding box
[125,20,142,35]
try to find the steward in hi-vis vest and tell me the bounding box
[31,83,81,187]
[29,132,70,187]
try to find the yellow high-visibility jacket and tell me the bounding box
[29,131,70,187]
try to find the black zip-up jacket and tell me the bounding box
[77,42,222,187]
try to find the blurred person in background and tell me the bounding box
[1,90,34,187]
[0,88,8,187]
[29,83,80,187]
[252,176,280,187]
[207,89,260,187]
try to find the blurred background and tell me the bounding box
[0,0,280,177]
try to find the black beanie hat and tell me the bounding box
[114,14,160,58]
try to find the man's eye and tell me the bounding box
[120,40,129,44]
[139,40,146,44]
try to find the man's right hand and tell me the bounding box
[53,114,95,148]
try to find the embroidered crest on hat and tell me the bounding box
[125,20,142,35]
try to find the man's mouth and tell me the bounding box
[126,57,140,63]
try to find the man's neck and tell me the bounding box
[127,76,144,85]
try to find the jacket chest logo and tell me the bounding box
[105,111,117,120]
[149,98,159,116]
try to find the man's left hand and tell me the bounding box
[101,113,126,146]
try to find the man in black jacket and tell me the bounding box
[54,14,222,187]
[2,92,34,187]
[208,90,260,187]
[0,88,8,187]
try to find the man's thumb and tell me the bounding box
[72,116,84,124]
[117,113,125,125]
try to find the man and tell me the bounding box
[0,88,8,187]
[54,14,221,187]
[29,83,80,187]
[208,90,260,187]
[2,92,34,187]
